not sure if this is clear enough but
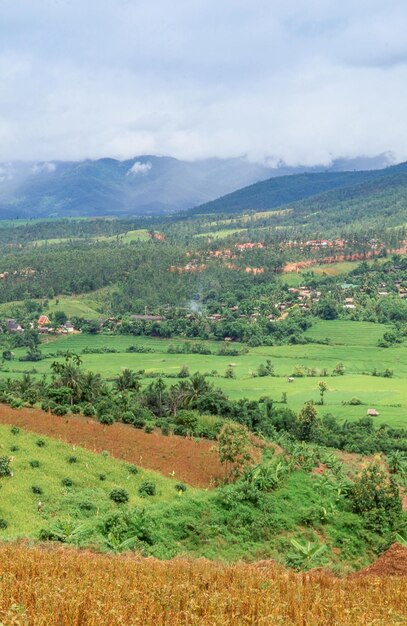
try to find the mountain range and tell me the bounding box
[0,153,394,219]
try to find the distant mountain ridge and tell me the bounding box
[0,153,394,219]
[188,159,407,229]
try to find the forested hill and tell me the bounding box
[189,161,407,223]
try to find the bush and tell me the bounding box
[110,488,129,504]
[175,483,187,493]
[138,481,156,497]
[36,438,46,447]
[0,519,8,530]
[122,411,135,425]
[70,404,81,414]
[99,473,106,481]
[67,456,78,464]
[61,477,74,487]
[0,456,12,477]
[83,404,96,417]
[52,405,69,416]
[29,460,40,468]
[160,422,170,436]
[78,501,95,512]
[128,465,138,475]
[144,423,154,434]
[133,416,146,429]
[9,445,19,452]
[10,399,23,409]
[98,413,115,425]
[31,485,43,495]
[10,426,20,435]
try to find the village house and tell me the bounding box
[130,314,164,322]
[38,315,51,327]
[344,297,356,309]
[7,319,23,333]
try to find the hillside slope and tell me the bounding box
[190,161,407,228]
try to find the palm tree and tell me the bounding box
[114,369,140,393]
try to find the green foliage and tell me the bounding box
[138,481,156,497]
[348,462,402,534]
[109,489,130,504]
[0,457,12,477]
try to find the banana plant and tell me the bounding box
[290,538,327,564]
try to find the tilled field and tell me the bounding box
[0,403,228,487]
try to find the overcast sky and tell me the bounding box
[1,0,407,165]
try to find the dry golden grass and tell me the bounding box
[0,544,406,625]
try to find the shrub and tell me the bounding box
[10,399,23,409]
[10,426,20,436]
[36,439,46,447]
[29,460,40,468]
[98,414,115,425]
[144,423,154,434]
[67,456,78,464]
[0,518,8,530]
[78,501,95,512]
[0,457,12,477]
[31,485,43,495]
[133,416,146,429]
[175,483,187,493]
[83,404,96,417]
[121,411,135,425]
[138,481,156,497]
[128,465,138,475]
[61,477,74,487]
[9,445,19,452]
[52,405,69,416]
[160,422,170,436]
[70,404,81,414]
[110,488,129,504]
[99,473,106,481]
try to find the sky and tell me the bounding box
[1,0,407,165]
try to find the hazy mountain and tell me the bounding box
[0,153,395,219]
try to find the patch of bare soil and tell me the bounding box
[351,543,407,577]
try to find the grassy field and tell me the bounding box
[31,229,150,246]
[0,423,184,539]
[2,319,406,427]
[195,228,247,239]
[0,292,108,319]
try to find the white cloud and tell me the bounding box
[0,1,407,164]
[127,161,152,176]
[32,162,57,174]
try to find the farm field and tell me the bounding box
[31,228,150,246]
[0,544,406,626]
[3,319,406,427]
[195,227,247,239]
[0,292,108,319]
[0,406,225,488]
[0,422,186,539]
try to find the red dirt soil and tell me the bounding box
[0,404,230,488]
[351,543,407,577]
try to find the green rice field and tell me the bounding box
[2,320,406,428]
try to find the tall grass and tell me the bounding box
[0,544,405,625]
